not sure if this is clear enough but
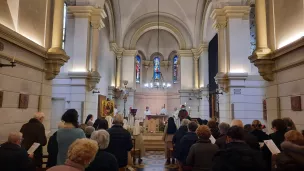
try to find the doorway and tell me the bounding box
[208,34,219,119]
[51,98,65,134]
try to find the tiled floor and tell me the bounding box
[134,151,178,171]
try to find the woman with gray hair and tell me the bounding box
[215,122,230,149]
[172,119,191,163]
[86,130,119,171]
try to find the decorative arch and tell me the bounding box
[200,0,217,44]
[105,0,115,42]
[130,22,186,50]
[150,52,164,61]
[137,50,146,60]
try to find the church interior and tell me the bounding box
[1,0,304,170]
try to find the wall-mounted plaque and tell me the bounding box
[291,96,302,111]
[19,94,29,109]
[0,91,3,108]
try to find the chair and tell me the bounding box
[130,138,142,165]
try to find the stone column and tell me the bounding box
[199,44,209,88]
[211,10,227,73]
[178,50,194,90]
[49,0,65,53]
[255,0,271,54]
[116,55,122,88]
[193,56,199,89]
[46,0,69,80]
[90,9,105,71]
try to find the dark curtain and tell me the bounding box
[208,34,218,118]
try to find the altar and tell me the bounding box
[144,115,169,132]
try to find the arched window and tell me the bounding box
[135,55,141,83]
[62,2,67,49]
[173,55,178,83]
[153,57,161,80]
[250,5,256,55]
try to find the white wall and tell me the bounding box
[180,57,194,90]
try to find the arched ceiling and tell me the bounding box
[136,30,179,60]
[110,0,206,48]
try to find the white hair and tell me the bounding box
[90,130,110,150]
[181,119,191,126]
[34,112,45,119]
[113,114,123,124]
[8,132,22,143]
[218,122,230,134]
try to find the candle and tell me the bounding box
[12,57,15,62]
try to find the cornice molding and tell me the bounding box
[177,50,193,57]
[0,24,46,59]
[110,42,124,57]
[0,51,45,72]
[68,71,101,91]
[249,37,304,81]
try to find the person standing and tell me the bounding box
[172,107,180,128]
[186,125,219,171]
[20,112,47,168]
[173,119,190,162]
[179,121,198,170]
[212,126,266,171]
[87,130,119,171]
[106,114,133,170]
[57,109,86,165]
[163,117,177,165]
[215,122,230,149]
[251,120,269,143]
[0,132,35,171]
[47,139,98,171]
[85,114,94,126]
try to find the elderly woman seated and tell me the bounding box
[86,130,119,171]
[47,138,98,171]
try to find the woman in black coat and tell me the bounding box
[251,120,269,142]
[275,130,304,171]
[172,119,190,160]
[87,130,119,171]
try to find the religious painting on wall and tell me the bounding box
[153,57,160,80]
[19,94,29,109]
[135,55,141,83]
[98,95,106,118]
[101,100,115,117]
[173,55,178,83]
[291,96,302,111]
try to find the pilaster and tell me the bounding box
[178,50,194,90]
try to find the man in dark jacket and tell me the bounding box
[106,114,133,169]
[0,132,35,171]
[179,121,198,165]
[20,112,47,167]
[212,126,266,171]
[231,119,260,150]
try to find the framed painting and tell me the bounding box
[291,96,302,111]
[101,100,115,117]
[19,94,29,109]
[98,95,106,118]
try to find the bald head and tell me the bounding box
[8,132,23,145]
[231,120,244,128]
[34,112,45,122]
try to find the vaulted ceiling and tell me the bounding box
[110,0,207,49]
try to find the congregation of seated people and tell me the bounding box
[1,108,304,171]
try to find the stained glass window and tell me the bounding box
[62,2,67,49]
[153,57,161,80]
[135,55,141,83]
[250,5,256,55]
[173,55,178,83]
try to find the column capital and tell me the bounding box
[123,49,138,57]
[177,50,193,57]
[90,8,106,30]
[110,43,124,56]
[90,20,105,30]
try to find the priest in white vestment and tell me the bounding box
[160,105,167,115]
[172,107,180,128]
[144,106,151,116]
